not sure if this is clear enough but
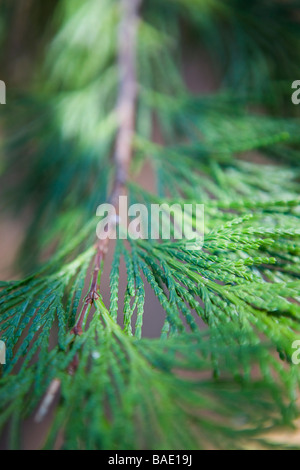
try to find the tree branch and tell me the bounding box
[35,0,142,423]
[72,0,142,336]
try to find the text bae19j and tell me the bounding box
[108,454,192,467]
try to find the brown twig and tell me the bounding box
[35,0,142,423]
[71,0,141,337]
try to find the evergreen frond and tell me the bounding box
[0,0,300,451]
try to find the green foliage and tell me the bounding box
[0,0,300,450]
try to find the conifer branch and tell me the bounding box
[34,0,143,423]
[72,0,142,336]
[1,0,300,449]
